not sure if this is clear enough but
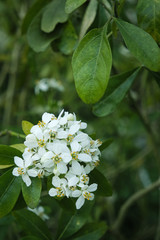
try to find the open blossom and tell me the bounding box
[12,110,102,209]
[12,156,37,186]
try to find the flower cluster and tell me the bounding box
[12,110,102,209]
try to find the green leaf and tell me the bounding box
[10,144,25,153]
[71,222,107,240]
[0,145,22,169]
[13,192,27,211]
[93,68,140,117]
[27,12,61,53]
[115,18,160,72]
[99,138,113,152]
[20,237,42,240]
[79,0,98,40]
[57,201,94,240]
[58,21,78,55]
[13,209,52,240]
[137,0,160,43]
[22,120,34,135]
[56,197,76,213]
[65,0,87,14]
[90,169,112,197]
[21,0,51,34]
[72,28,112,104]
[151,71,160,88]
[0,169,21,218]
[22,178,42,209]
[41,0,68,33]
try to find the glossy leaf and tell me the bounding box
[20,237,41,240]
[21,0,51,34]
[0,169,21,218]
[56,197,76,213]
[99,138,113,152]
[90,169,112,197]
[0,145,22,169]
[22,178,42,209]
[151,71,160,88]
[115,18,160,72]
[41,0,68,33]
[57,201,94,240]
[65,0,87,14]
[93,68,140,117]
[13,209,52,240]
[22,120,34,135]
[137,0,160,42]
[72,27,112,104]
[10,144,25,153]
[27,13,60,52]
[79,0,98,39]
[71,222,107,240]
[58,21,78,55]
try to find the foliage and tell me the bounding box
[0,0,160,240]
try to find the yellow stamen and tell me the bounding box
[83,191,92,200]
[81,174,89,183]
[17,167,24,175]
[38,139,45,147]
[67,134,74,143]
[49,130,56,139]
[56,187,64,197]
[38,121,46,128]
[53,155,62,164]
[71,151,78,160]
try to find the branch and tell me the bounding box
[112,178,160,232]
[0,129,25,139]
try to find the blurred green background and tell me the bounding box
[0,0,160,240]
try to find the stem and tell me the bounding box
[107,147,151,179]
[98,0,112,14]
[0,129,25,139]
[107,31,113,38]
[112,178,160,232]
[129,92,160,165]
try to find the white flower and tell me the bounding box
[72,183,98,209]
[12,156,37,186]
[49,176,70,198]
[13,109,102,210]
[28,206,49,221]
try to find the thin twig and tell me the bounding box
[112,178,160,232]
[0,129,25,139]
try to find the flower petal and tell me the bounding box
[52,176,60,187]
[78,153,92,162]
[80,122,87,129]
[71,141,81,152]
[87,183,97,192]
[76,195,85,209]
[12,167,19,176]
[61,153,72,163]
[69,124,80,135]
[57,131,68,139]
[68,176,79,187]
[49,188,57,196]
[22,174,31,187]
[57,162,67,174]
[24,134,38,148]
[72,190,81,198]
[14,156,24,168]
[27,169,37,177]
[42,112,53,123]
[25,158,32,168]
[31,125,43,140]
[72,160,82,175]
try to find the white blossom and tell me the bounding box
[13,110,102,209]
